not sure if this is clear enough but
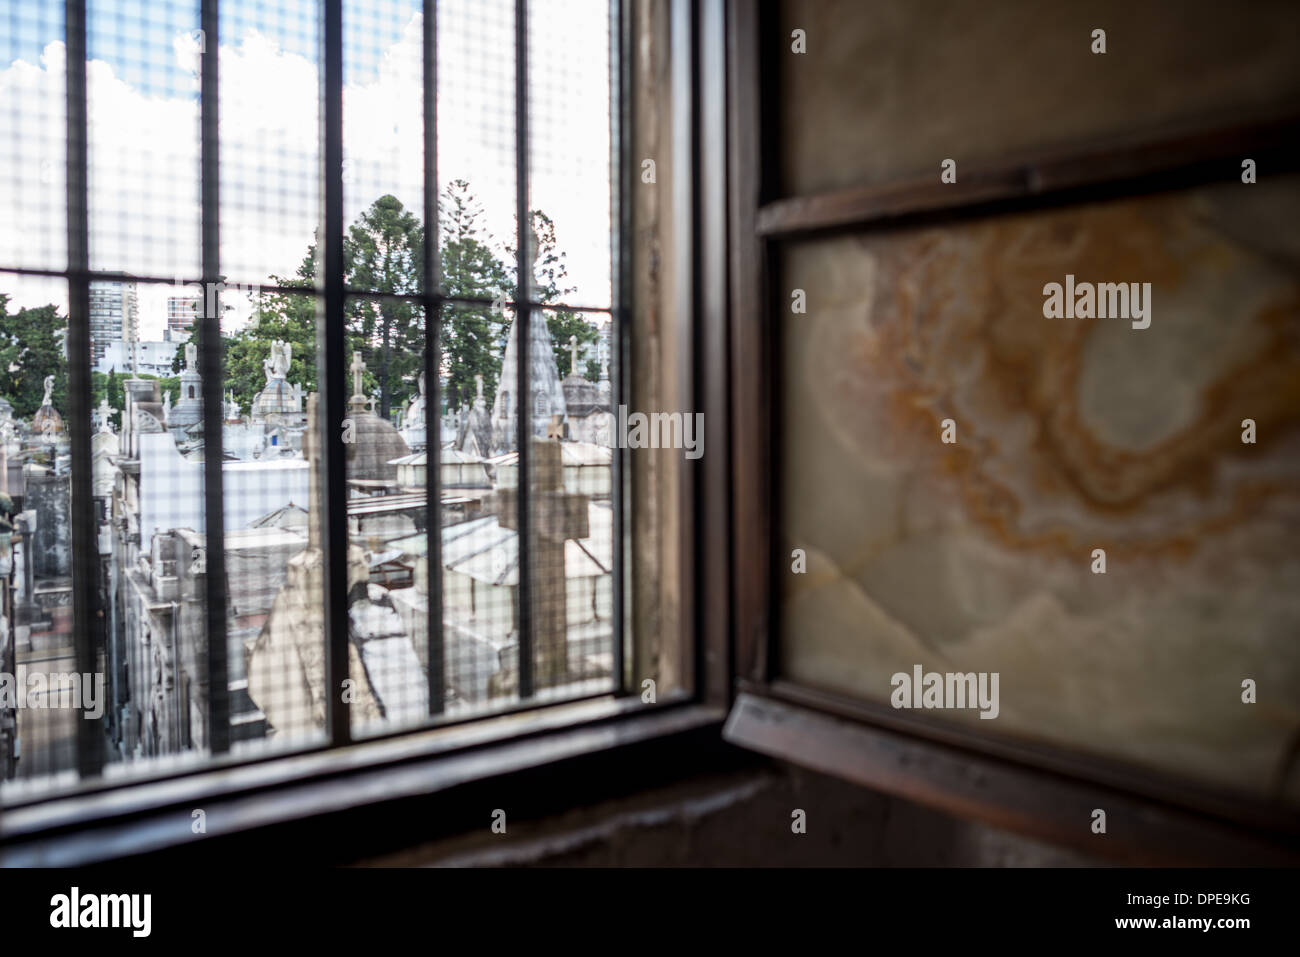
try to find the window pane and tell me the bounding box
[439,300,521,715]
[344,294,433,734]
[88,0,201,278]
[0,0,628,802]
[0,0,66,271]
[225,289,327,755]
[438,0,517,302]
[220,0,320,291]
[528,0,612,310]
[0,277,74,795]
[343,0,424,297]
[523,307,615,702]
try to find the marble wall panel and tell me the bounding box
[778,178,1300,802]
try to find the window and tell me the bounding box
[0,0,677,812]
[724,0,1300,858]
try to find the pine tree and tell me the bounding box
[439,180,511,414]
[345,194,423,418]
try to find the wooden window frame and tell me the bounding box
[722,0,1300,866]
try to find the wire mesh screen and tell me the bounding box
[0,1,66,271]
[0,0,621,797]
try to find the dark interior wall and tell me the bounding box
[358,760,1102,867]
[773,0,1300,196]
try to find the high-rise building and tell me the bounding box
[88,280,139,365]
[166,295,199,340]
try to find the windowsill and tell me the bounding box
[0,695,725,866]
[724,690,1300,866]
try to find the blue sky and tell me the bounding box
[3,0,419,95]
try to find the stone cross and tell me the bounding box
[488,432,588,690]
[568,335,579,377]
[349,352,367,411]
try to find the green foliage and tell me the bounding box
[0,295,67,419]
[547,312,601,379]
[56,185,593,430]
[440,180,510,415]
[345,194,424,418]
[107,368,124,415]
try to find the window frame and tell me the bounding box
[722,0,1300,865]
[0,0,736,860]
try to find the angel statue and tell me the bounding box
[264,339,292,382]
[41,374,54,407]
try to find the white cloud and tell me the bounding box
[0,1,612,338]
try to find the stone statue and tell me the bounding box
[185,342,197,371]
[406,371,426,428]
[41,374,54,407]
[264,339,292,382]
[162,390,172,419]
[96,397,113,432]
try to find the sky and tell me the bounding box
[0,0,613,340]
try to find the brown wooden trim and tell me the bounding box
[757,110,1300,238]
[670,0,697,698]
[725,692,1300,866]
[727,0,771,685]
[697,0,732,706]
[749,678,1300,839]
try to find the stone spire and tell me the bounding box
[489,314,567,454]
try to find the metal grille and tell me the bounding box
[0,0,624,796]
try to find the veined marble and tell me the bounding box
[780,179,1300,802]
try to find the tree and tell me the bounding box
[177,185,576,425]
[0,295,67,418]
[439,180,511,414]
[107,368,123,412]
[344,194,423,418]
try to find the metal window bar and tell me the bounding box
[514,0,534,700]
[610,0,629,694]
[322,0,351,746]
[199,0,231,757]
[0,266,616,318]
[65,0,103,780]
[422,0,444,716]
